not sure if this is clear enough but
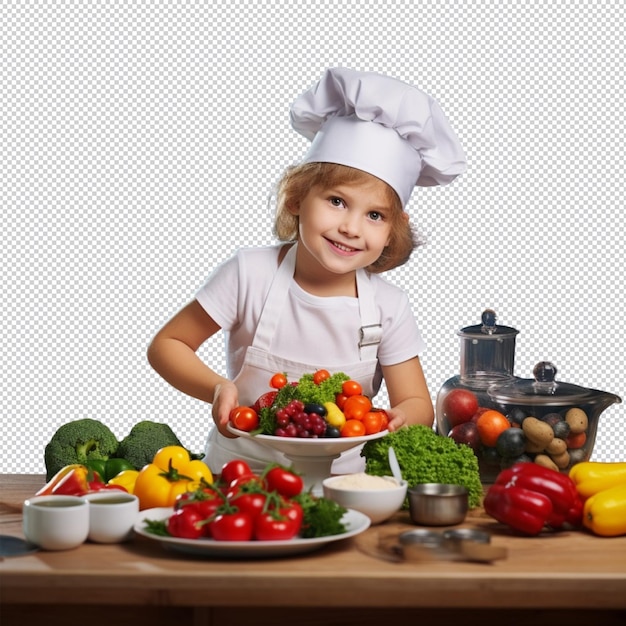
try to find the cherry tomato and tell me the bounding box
[375,409,389,430]
[342,380,363,397]
[253,390,278,413]
[264,466,304,498]
[209,511,254,541]
[335,392,349,410]
[341,419,366,437]
[362,410,384,435]
[225,473,264,498]
[220,459,253,486]
[343,394,372,420]
[229,406,259,432]
[254,510,300,541]
[270,372,288,389]
[280,500,303,528]
[230,492,267,521]
[167,506,205,539]
[312,369,331,385]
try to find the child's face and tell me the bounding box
[291,176,393,277]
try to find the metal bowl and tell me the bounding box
[407,483,469,526]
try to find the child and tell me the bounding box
[147,67,466,474]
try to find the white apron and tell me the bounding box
[204,244,382,475]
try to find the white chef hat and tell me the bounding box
[290,67,467,207]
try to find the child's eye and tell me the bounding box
[368,211,385,221]
[329,196,345,207]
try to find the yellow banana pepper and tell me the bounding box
[569,461,626,499]
[583,483,626,537]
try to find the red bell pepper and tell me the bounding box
[36,464,123,497]
[496,463,583,528]
[484,483,553,535]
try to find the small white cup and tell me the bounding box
[82,491,140,543]
[23,495,90,550]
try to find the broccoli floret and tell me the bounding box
[115,420,188,470]
[44,418,119,481]
[362,425,484,508]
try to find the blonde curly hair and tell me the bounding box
[273,162,421,273]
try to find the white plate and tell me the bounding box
[227,425,388,458]
[134,507,371,558]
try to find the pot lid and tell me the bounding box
[457,309,519,340]
[488,361,619,406]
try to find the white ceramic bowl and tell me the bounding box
[81,491,140,543]
[322,474,408,525]
[23,495,90,550]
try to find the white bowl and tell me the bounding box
[81,491,140,543]
[322,474,408,525]
[23,495,89,550]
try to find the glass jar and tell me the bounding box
[435,309,520,482]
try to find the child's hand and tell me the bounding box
[212,381,240,438]
[385,407,408,432]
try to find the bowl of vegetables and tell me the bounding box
[227,370,390,494]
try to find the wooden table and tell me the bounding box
[1,474,625,626]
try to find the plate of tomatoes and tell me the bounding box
[134,507,370,558]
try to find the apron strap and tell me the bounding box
[356,269,382,361]
[251,244,298,353]
[251,243,381,361]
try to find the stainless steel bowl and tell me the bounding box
[407,483,469,526]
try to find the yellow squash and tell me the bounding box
[583,483,626,537]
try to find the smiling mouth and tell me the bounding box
[328,239,359,254]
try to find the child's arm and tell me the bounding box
[381,357,434,431]
[147,300,238,436]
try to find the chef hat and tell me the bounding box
[290,67,467,207]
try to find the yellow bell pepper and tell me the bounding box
[583,483,626,537]
[133,446,213,510]
[107,469,140,494]
[569,461,626,500]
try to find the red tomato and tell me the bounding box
[220,459,253,486]
[341,419,366,437]
[280,500,303,528]
[442,389,479,427]
[230,492,267,521]
[335,392,349,410]
[312,369,331,385]
[209,511,254,541]
[270,372,288,389]
[253,391,278,413]
[167,506,205,539]
[362,410,384,435]
[343,395,372,420]
[229,406,259,431]
[225,473,264,498]
[264,467,304,498]
[374,409,389,430]
[254,510,300,541]
[342,380,363,397]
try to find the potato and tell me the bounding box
[565,408,588,434]
[522,417,554,448]
[550,450,570,469]
[546,437,567,456]
[534,454,559,471]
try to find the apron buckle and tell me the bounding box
[359,324,382,348]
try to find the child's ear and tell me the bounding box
[287,202,300,216]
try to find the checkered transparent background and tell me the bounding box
[2,2,624,473]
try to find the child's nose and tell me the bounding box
[339,213,361,236]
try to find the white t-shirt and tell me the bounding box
[195,245,426,388]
